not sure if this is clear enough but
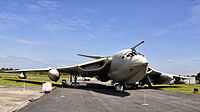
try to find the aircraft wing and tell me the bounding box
[8,66,78,74]
[173,75,187,80]
[172,75,187,84]
[8,57,112,81]
[145,67,174,84]
[57,57,112,75]
[8,68,50,73]
[146,67,161,76]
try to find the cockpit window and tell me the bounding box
[127,52,135,57]
[126,53,132,57]
[132,52,137,55]
[123,51,144,58]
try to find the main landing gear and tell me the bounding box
[112,81,124,91]
[70,74,79,87]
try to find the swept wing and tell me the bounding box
[145,67,174,84]
[8,57,112,82]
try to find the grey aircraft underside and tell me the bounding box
[9,41,183,91]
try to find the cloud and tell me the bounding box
[67,19,91,29]
[167,59,172,62]
[84,18,118,39]
[151,29,170,36]
[0,36,44,45]
[41,18,92,32]
[0,12,93,33]
[15,39,43,45]
[63,42,90,50]
[0,13,29,23]
[0,56,84,69]
[0,0,98,33]
[160,58,200,75]
[187,3,200,24]
[49,59,80,67]
[27,0,59,10]
[0,56,45,69]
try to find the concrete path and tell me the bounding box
[0,86,43,112]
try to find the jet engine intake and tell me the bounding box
[48,69,60,82]
[78,59,111,79]
[18,72,27,79]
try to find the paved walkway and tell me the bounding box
[0,86,43,112]
[18,85,200,112]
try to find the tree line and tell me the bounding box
[0,68,19,72]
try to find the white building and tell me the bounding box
[184,77,196,85]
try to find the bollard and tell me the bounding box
[60,86,65,98]
[23,82,25,91]
[142,91,148,106]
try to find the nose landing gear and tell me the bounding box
[115,84,124,91]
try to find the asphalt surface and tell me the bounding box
[18,84,200,112]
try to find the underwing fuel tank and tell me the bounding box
[48,69,60,82]
[18,72,27,79]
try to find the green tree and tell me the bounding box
[196,72,200,84]
[196,73,200,79]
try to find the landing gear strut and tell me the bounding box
[70,74,72,82]
[115,84,124,91]
[70,74,79,87]
[146,76,152,88]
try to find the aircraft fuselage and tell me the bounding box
[109,49,148,83]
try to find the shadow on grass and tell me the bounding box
[4,79,61,87]
[4,79,130,97]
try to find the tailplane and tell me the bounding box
[77,54,105,59]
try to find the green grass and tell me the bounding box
[153,84,200,95]
[0,73,70,87]
[1,73,200,95]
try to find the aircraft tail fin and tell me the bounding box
[77,54,105,59]
[131,41,144,50]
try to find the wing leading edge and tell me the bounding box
[8,57,112,82]
[145,67,174,84]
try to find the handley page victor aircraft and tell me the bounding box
[9,41,183,91]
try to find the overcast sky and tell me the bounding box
[0,0,200,75]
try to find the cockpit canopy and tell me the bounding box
[125,51,144,58]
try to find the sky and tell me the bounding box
[0,0,200,75]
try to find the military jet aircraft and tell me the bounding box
[9,41,180,91]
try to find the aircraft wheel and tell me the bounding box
[111,81,115,86]
[62,79,67,86]
[115,84,124,91]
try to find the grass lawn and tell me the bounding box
[0,73,70,87]
[0,73,200,95]
[152,84,200,95]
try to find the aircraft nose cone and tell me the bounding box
[135,55,148,66]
